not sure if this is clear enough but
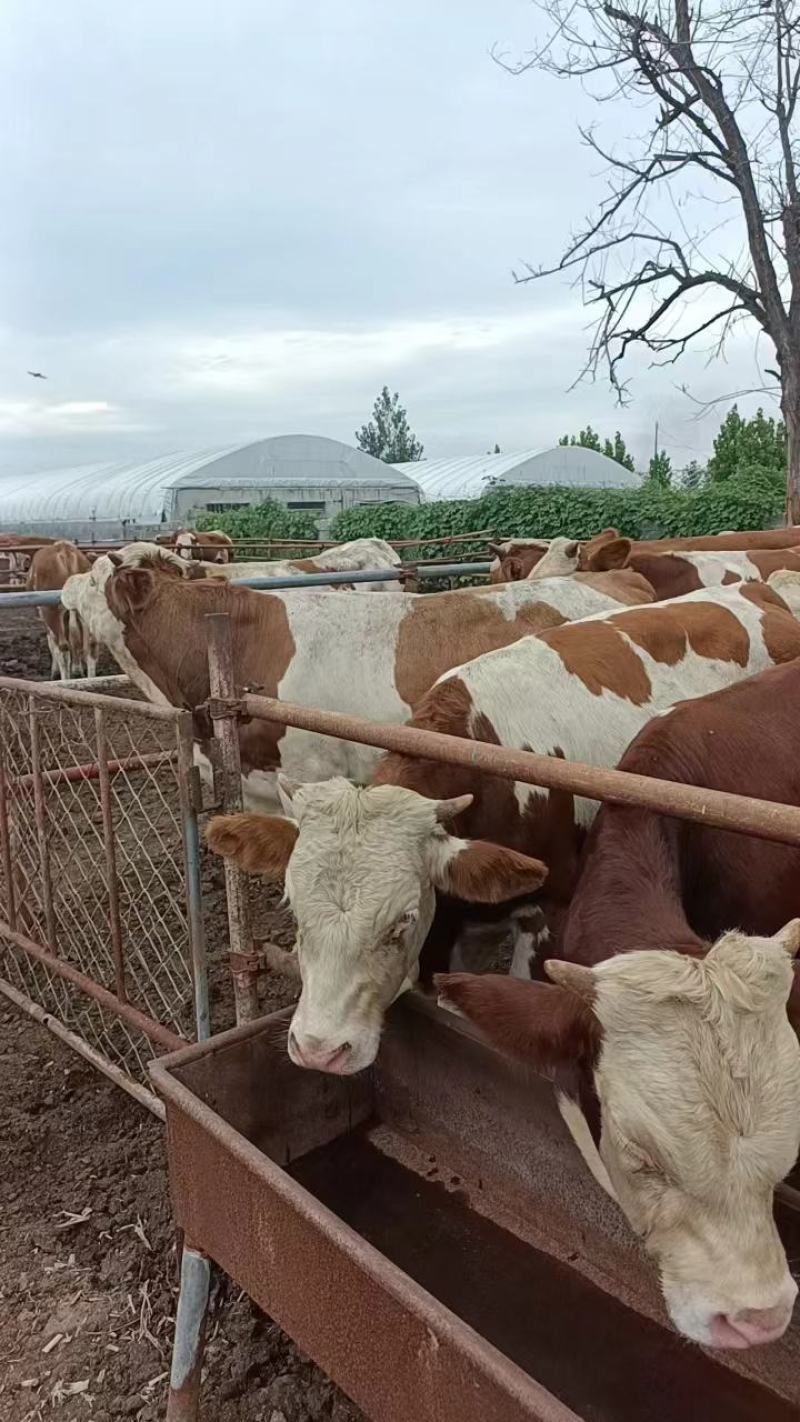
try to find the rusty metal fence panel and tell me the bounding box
[0,677,208,1106]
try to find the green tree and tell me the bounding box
[355,387,424,463]
[559,426,634,471]
[646,449,673,489]
[681,460,706,491]
[706,407,786,485]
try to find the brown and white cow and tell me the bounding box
[0,532,56,580]
[27,540,98,680]
[62,553,654,811]
[526,534,800,601]
[439,658,800,1350]
[489,526,800,583]
[206,579,800,1075]
[202,536,404,593]
[173,529,234,563]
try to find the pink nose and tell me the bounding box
[289,1032,351,1073]
[710,1303,794,1349]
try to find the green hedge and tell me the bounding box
[330,468,786,554]
[194,498,319,546]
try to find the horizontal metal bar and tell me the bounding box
[0,917,185,1052]
[0,674,182,719]
[0,974,165,1119]
[0,560,492,607]
[242,694,800,849]
[10,748,178,792]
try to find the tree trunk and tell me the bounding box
[783,366,800,525]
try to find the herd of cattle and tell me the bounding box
[12,520,800,1355]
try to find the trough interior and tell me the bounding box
[172,997,800,1421]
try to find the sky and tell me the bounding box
[0,0,780,477]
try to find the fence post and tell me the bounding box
[175,713,211,1042]
[205,613,260,1023]
[0,739,17,932]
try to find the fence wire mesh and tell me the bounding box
[0,683,204,1087]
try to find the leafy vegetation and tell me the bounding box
[558,426,635,472]
[194,498,319,553]
[706,407,786,485]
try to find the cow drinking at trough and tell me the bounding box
[438,657,800,1351]
[62,549,653,811]
[27,540,98,679]
[206,579,800,1076]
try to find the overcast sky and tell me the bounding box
[0,0,778,476]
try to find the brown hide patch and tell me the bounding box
[613,601,750,668]
[574,570,655,605]
[626,553,703,600]
[540,619,652,704]
[394,594,566,708]
[721,568,741,585]
[748,548,800,578]
[744,592,800,664]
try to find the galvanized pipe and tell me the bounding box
[0,974,165,1119]
[0,917,185,1052]
[0,674,182,719]
[0,560,493,607]
[206,613,260,1023]
[241,693,800,849]
[166,1245,211,1421]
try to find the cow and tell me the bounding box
[205,578,800,1078]
[438,657,800,1352]
[203,536,404,592]
[61,551,656,811]
[27,541,98,680]
[489,526,800,583]
[524,535,800,601]
[172,529,234,563]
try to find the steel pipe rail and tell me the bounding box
[0,560,493,607]
[241,693,800,849]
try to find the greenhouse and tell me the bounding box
[0,434,421,540]
[393,445,640,501]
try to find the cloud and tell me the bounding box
[0,398,145,437]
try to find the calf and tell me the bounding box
[27,541,98,679]
[206,580,800,1075]
[439,658,800,1351]
[62,555,653,811]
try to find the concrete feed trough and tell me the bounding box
[152,994,800,1422]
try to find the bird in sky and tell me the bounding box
[27,370,47,379]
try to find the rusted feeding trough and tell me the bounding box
[154,994,800,1422]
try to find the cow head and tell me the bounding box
[206,777,547,1074]
[438,921,800,1350]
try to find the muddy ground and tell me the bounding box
[0,611,363,1422]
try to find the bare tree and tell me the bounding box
[510,1,800,521]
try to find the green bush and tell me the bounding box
[330,469,786,552]
[194,499,319,556]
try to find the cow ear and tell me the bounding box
[488,542,504,560]
[505,555,524,582]
[430,838,547,904]
[108,551,123,567]
[277,774,301,818]
[205,813,298,879]
[586,537,631,572]
[435,973,599,1074]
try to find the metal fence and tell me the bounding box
[0,676,208,1115]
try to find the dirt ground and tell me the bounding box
[0,611,363,1422]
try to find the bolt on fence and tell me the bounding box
[0,676,209,1114]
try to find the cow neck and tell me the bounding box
[559,804,705,968]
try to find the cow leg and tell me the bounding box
[85,640,99,680]
[45,629,60,680]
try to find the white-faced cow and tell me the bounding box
[206,580,800,1076]
[439,657,800,1352]
[173,529,233,563]
[203,536,404,593]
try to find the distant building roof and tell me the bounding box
[394,445,639,501]
[0,435,420,528]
